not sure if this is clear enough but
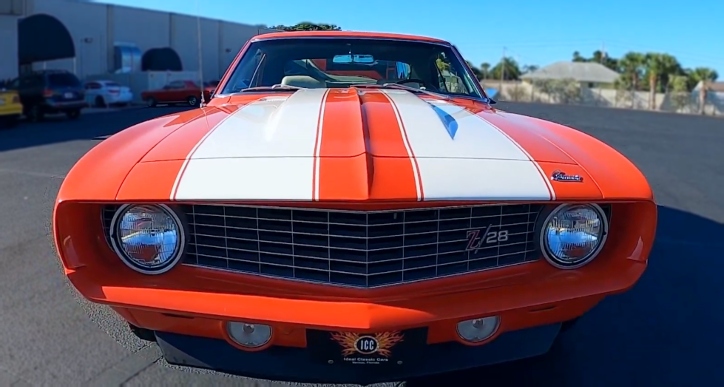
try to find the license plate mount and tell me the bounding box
[306,327,428,367]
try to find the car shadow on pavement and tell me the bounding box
[407,205,724,387]
[0,106,189,153]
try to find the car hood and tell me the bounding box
[113,88,651,202]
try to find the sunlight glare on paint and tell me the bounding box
[428,103,459,140]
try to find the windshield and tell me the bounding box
[48,73,81,88]
[220,38,483,99]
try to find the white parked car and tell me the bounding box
[84,80,133,107]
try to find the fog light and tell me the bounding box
[456,316,500,343]
[227,322,272,348]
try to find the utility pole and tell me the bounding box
[196,0,205,107]
[601,42,606,63]
[499,46,506,90]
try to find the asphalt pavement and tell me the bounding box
[0,103,722,387]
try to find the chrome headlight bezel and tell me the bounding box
[539,203,609,270]
[108,204,186,275]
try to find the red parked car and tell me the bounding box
[141,80,213,107]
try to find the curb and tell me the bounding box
[83,105,146,115]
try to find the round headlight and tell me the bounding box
[540,204,608,269]
[109,204,185,275]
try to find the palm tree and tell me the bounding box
[480,62,491,80]
[689,67,719,115]
[618,52,645,107]
[465,60,483,80]
[522,64,539,74]
[270,22,341,31]
[490,57,521,81]
[644,53,679,110]
[591,50,604,63]
[572,51,586,62]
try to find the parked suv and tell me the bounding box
[7,70,86,121]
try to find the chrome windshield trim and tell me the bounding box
[250,35,451,47]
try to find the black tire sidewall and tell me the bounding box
[95,95,106,108]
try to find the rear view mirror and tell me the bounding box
[332,54,375,64]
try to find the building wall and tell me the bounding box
[0,15,19,80]
[171,13,219,82]
[220,22,273,78]
[112,5,170,54]
[25,0,273,82]
[170,14,276,81]
[30,0,109,78]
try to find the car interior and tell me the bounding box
[274,55,440,91]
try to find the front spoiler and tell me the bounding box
[155,323,561,385]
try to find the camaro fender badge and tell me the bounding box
[550,170,584,183]
[330,331,404,361]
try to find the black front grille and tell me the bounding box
[102,203,544,288]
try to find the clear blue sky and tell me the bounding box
[100,0,722,77]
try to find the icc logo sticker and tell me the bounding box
[330,331,404,358]
[354,336,379,354]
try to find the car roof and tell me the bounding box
[18,69,72,78]
[31,70,74,75]
[253,30,451,45]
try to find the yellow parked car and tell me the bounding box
[0,88,22,127]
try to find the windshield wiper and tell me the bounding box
[350,83,450,100]
[235,84,304,93]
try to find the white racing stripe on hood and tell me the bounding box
[173,89,329,200]
[381,90,552,201]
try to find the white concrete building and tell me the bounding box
[0,0,275,82]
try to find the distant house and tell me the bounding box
[692,81,724,115]
[520,61,620,87]
[693,81,724,93]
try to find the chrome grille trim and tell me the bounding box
[103,203,544,288]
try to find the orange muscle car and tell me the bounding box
[53,31,657,385]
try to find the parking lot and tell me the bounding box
[0,103,722,387]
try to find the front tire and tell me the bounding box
[186,96,198,106]
[26,105,44,122]
[146,97,157,108]
[66,109,81,120]
[94,95,106,108]
[0,115,19,128]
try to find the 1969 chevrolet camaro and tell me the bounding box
[53,31,657,385]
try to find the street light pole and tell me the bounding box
[499,46,506,91]
[196,0,205,107]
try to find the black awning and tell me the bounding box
[142,48,183,71]
[18,14,75,64]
